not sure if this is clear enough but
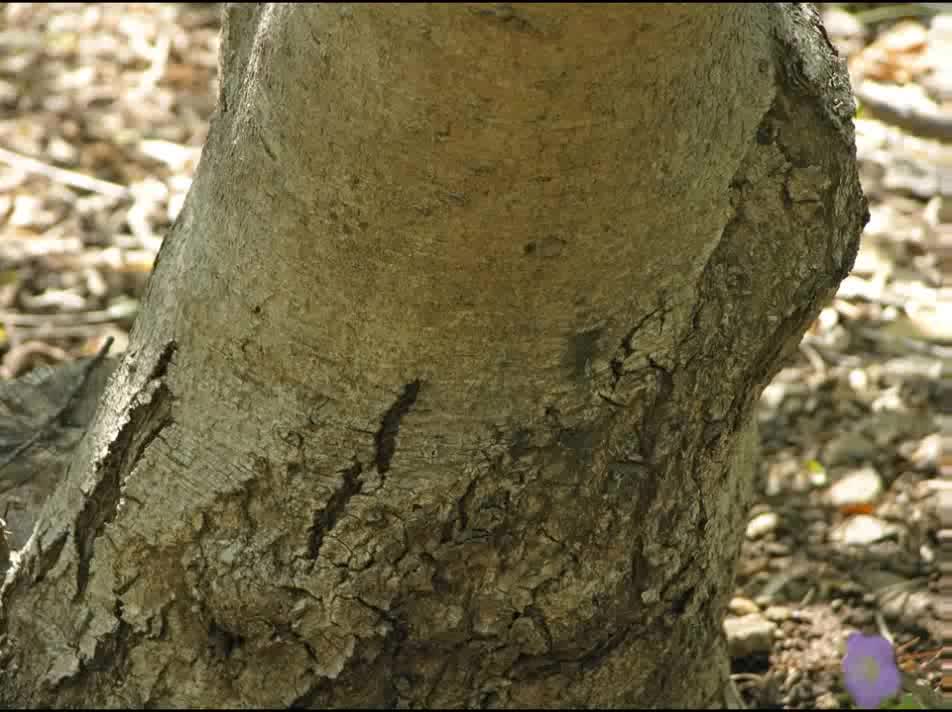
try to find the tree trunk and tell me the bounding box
[0,4,866,708]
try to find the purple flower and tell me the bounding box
[842,633,901,709]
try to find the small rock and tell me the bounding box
[926,15,952,101]
[815,691,841,709]
[848,367,869,392]
[828,466,883,507]
[724,614,776,658]
[822,6,865,40]
[830,515,895,546]
[728,597,760,616]
[746,511,779,539]
[764,605,792,623]
[760,382,786,409]
[8,195,61,229]
[822,431,875,467]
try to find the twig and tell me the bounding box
[854,4,946,25]
[798,586,816,607]
[854,82,952,144]
[0,301,138,327]
[0,325,111,340]
[855,326,952,360]
[798,340,828,375]
[834,289,913,312]
[0,341,70,380]
[0,146,131,200]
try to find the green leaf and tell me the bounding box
[888,691,927,709]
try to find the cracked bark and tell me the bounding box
[0,4,865,708]
[307,462,363,560]
[74,341,176,600]
[373,380,421,476]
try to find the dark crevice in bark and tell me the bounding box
[306,461,363,560]
[454,474,479,538]
[659,555,700,614]
[639,356,674,461]
[272,620,319,664]
[571,623,634,671]
[50,341,178,700]
[54,597,137,702]
[289,678,332,710]
[567,328,602,381]
[32,531,67,585]
[288,597,408,709]
[208,619,245,659]
[373,380,420,475]
[556,426,595,466]
[609,306,661,387]
[598,393,627,409]
[508,428,532,460]
[523,605,553,653]
[74,340,177,601]
[670,584,697,617]
[509,621,634,682]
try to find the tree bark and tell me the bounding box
[0,4,866,708]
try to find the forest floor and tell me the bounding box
[0,4,946,709]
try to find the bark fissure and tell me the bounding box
[289,679,331,710]
[30,531,67,585]
[54,598,138,701]
[373,380,421,475]
[639,358,675,462]
[208,619,245,659]
[74,341,177,600]
[608,306,662,387]
[306,461,363,560]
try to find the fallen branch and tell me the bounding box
[0,300,138,327]
[0,146,131,199]
[854,81,952,144]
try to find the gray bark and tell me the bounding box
[0,4,866,708]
